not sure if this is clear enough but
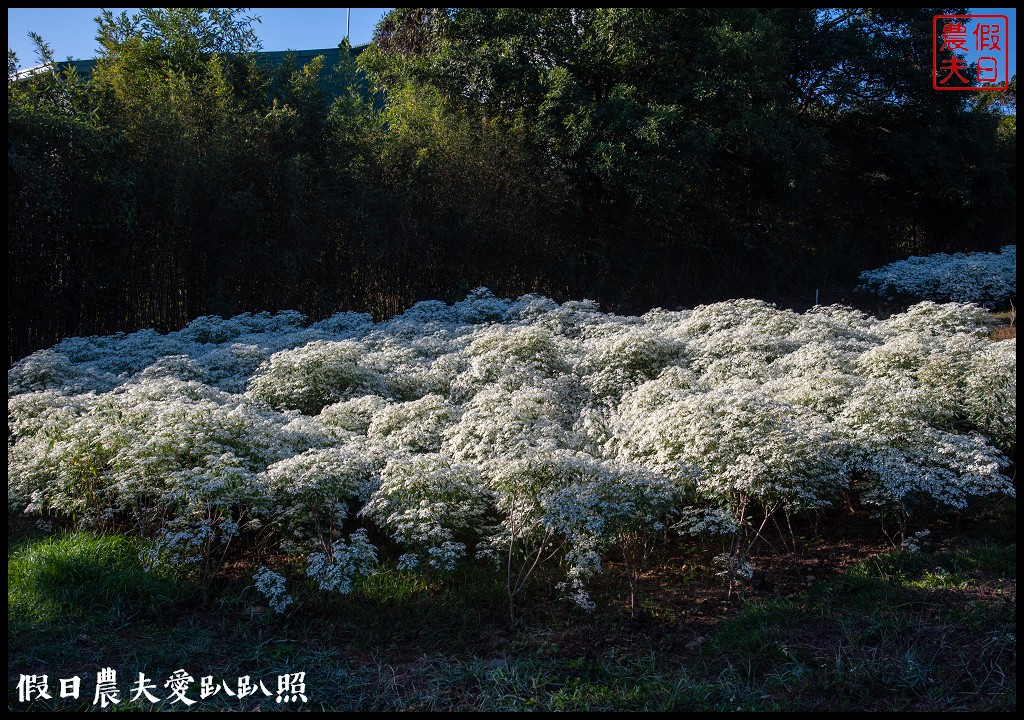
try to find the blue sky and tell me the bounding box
[970,7,1017,83]
[8,7,1018,83]
[7,8,393,66]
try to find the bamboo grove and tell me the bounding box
[7,8,1017,362]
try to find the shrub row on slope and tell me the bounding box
[8,291,1016,615]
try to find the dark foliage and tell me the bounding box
[8,8,1015,361]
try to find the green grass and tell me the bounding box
[8,522,1016,711]
[694,536,1017,711]
[8,531,195,625]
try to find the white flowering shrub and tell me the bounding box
[361,454,490,571]
[483,450,583,619]
[363,337,448,400]
[674,507,741,538]
[319,395,392,438]
[367,394,459,452]
[857,245,1016,305]
[262,445,383,553]
[876,301,993,338]
[253,566,293,614]
[451,286,513,323]
[8,289,1015,616]
[713,552,755,583]
[963,339,1016,452]
[248,340,385,414]
[483,450,682,616]
[611,383,850,582]
[542,455,681,614]
[308,310,375,336]
[899,529,931,553]
[456,325,571,394]
[306,528,379,594]
[9,392,116,519]
[443,382,575,466]
[840,377,1013,517]
[762,342,866,418]
[8,349,110,395]
[507,297,606,338]
[8,390,100,440]
[578,324,687,401]
[9,379,288,545]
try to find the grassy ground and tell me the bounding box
[7,499,1015,712]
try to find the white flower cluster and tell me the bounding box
[713,552,755,582]
[857,245,1016,305]
[253,566,293,614]
[306,528,378,593]
[674,507,740,537]
[360,454,489,572]
[899,529,931,554]
[262,443,383,551]
[8,288,1015,614]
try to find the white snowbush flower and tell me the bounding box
[510,297,606,338]
[486,449,680,612]
[367,394,459,452]
[379,299,463,340]
[578,324,687,400]
[191,343,272,393]
[308,310,375,336]
[557,570,598,613]
[503,293,560,323]
[248,340,385,414]
[457,325,571,394]
[181,310,308,345]
[361,453,490,571]
[8,390,99,438]
[134,354,205,383]
[877,301,993,338]
[443,382,575,465]
[306,528,378,593]
[262,445,383,550]
[544,456,682,611]
[536,454,680,553]
[963,338,1016,451]
[762,342,866,418]
[900,529,930,553]
[319,395,392,437]
[363,337,446,400]
[483,450,584,613]
[451,287,512,324]
[674,507,741,537]
[611,384,846,517]
[7,288,1016,615]
[840,378,1013,512]
[9,400,117,516]
[253,566,293,614]
[849,429,1010,512]
[857,245,1015,305]
[10,378,287,536]
[8,349,111,395]
[713,552,755,583]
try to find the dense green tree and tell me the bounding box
[7,8,1015,361]
[360,8,1015,304]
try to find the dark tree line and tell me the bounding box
[8,8,1016,361]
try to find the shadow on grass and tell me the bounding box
[7,528,1016,711]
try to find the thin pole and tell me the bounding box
[346,8,351,41]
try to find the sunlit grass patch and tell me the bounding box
[8,531,195,625]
